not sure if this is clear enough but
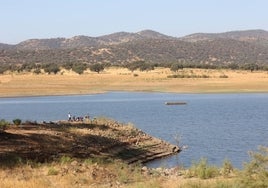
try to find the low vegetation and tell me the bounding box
[0,146,267,187]
[238,146,268,188]
[0,119,9,132]
[1,59,268,75]
[12,119,22,126]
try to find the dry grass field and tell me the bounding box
[0,67,268,97]
[0,163,238,188]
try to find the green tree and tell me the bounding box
[33,68,41,74]
[170,63,183,72]
[139,63,154,72]
[42,63,60,74]
[13,119,22,126]
[62,62,73,70]
[89,63,104,73]
[72,63,87,74]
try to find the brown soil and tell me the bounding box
[0,118,180,166]
[1,68,268,98]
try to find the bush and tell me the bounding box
[186,158,220,179]
[47,167,58,175]
[13,119,22,126]
[42,63,60,74]
[0,119,9,126]
[170,63,183,72]
[62,62,73,70]
[72,63,87,74]
[89,63,104,73]
[0,66,9,74]
[239,146,268,188]
[59,156,72,164]
[33,68,41,74]
[222,159,234,177]
[0,119,9,132]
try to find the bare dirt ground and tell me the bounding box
[0,119,185,187]
[0,118,179,166]
[1,68,268,97]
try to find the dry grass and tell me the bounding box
[0,162,238,188]
[0,67,268,97]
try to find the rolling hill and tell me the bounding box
[0,29,268,66]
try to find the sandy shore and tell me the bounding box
[1,68,268,97]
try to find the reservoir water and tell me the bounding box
[0,92,267,168]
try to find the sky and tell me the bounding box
[1,0,268,44]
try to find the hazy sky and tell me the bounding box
[1,0,267,44]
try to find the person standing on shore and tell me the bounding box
[68,112,72,121]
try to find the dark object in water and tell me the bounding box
[165,102,187,105]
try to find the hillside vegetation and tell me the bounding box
[1,29,268,69]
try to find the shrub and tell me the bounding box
[47,167,58,175]
[62,62,73,70]
[13,119,22,126]
[0,66,9,74]
[0,119,9,132]
[222,159,234,177]
[59,156,72,164]
[139,63,154,72]
[33,68,41,74]
[186,158,220,179]
[72,63,87,74]
[89,63,104,73]
[0,119,9,126]
[43,63,60,74]
[239,146,268,188]
[170,63,183,72]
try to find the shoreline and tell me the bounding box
[0,119,180,165]
[1,89,268,99]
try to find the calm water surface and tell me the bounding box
[1,92,267,168]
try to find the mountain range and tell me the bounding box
[1,29,268,66]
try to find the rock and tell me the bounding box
[71,160,78,166]
[141,166,148,172]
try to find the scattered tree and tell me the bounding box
[89,63,104,73]
[170,63,183,72]
[42,63,60,74]
[72,63,87,74]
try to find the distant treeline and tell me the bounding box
[1,61,268,75]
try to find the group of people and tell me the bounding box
[68,113,90,122]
